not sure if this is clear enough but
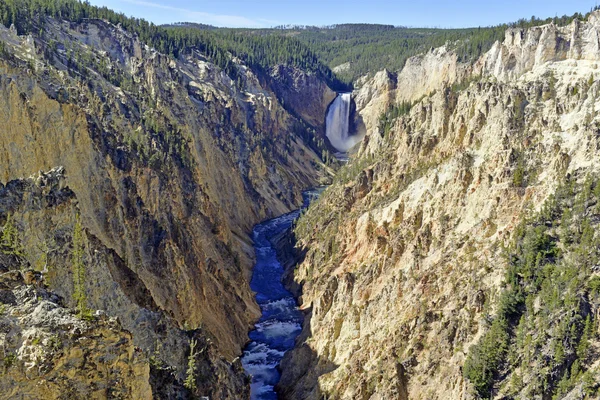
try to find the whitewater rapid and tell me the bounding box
[241,206,305,399]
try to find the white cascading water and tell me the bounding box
[326,93,360,153]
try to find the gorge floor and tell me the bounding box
[241,209,304,400]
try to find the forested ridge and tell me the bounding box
[2,0,598,88]
[0,0,349,90]
[181,9,600,83]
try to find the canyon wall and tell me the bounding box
[281,14,600,400]
[0,15,331,398]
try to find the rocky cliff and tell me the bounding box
[0,265,152,399]
[351,47,471,150]
[0,13,333,398]
[281,14,600,400]
[268,64,337,134]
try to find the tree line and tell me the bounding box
[0,0,597,88]
[0,0,349,90]
[214,7,600,84]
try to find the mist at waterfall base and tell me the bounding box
[326,93,361,153]
[241,191,321,400]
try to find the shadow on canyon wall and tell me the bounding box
[270,225,340,400]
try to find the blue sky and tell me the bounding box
[86,0,600,28]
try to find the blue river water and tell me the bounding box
[241,191,319,400]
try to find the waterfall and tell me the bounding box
[326,93,360,153]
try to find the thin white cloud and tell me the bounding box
[120,0,269,27]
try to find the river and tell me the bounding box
[241,191,320,400]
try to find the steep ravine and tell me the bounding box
[280,14,600,400]
[242,206,305,400]
[0,14,336,399]
[7,6,600,400]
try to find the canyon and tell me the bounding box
[1,2,600,400]
[0,10,332,399]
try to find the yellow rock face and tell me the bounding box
[0,14,332,399]
[281,14,600,400]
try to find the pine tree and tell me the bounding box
[184,339,198,391]
[71,213,88,317]
[1,213,24,256]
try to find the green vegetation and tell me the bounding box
[451,74,481,93]
[464,316,510,397]
[8,0,593,91]
[512,152,526,187]
[464,174,600,398]
[71,213,89,318]
[543,71,558,100]
[47,334,62,352]
[0,213,24,257]
[0,0,343,169]
[2,0,596,93]
[376,93,433,139]
[2,353,16,372]
[2,0,599,94]
[209,9,600,84]
[0,0,347,90]
[33,238,57,273]
[184,339,198,391]
[275,24,506,84]
[378,101,413,138]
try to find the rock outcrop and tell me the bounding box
[280,14,600,400]
[479,13,600,81]
[268,64,337,132]
[352,46,471,153]
[0,267,152,400]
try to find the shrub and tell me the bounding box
[1,214,24,256]
[465,175,600,397]
[588,276,600,295]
